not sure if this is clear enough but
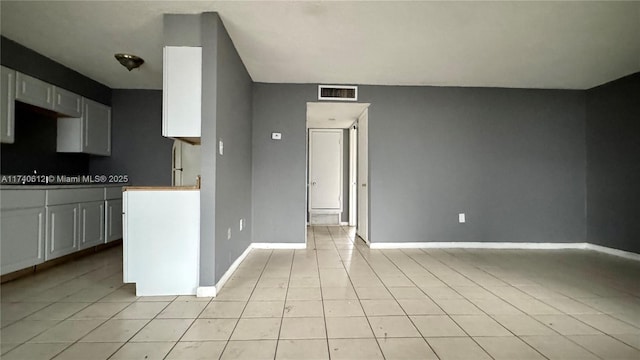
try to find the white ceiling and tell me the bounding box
[1,1,638,90]
[307,102,369,129]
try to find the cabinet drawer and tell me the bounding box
[53,87,82,117]
[1,190,46,210]
[47,188,103,205]
[15,72,54,110]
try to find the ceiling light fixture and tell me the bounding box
[114,53,144,71]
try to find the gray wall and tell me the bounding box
[586,73,640,253]
[89,90,173,186]
[198,13,218,287]
[212,15,253,283]
[361,86,586,243]
[252,84,314,243]
[253,84,587,244]
[1,36,111,105]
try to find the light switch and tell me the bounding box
[458,213,466,223]
[271,132,282,140]
[218,139,224,155]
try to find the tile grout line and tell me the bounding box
[328,225,387,359]
[215,249,274,360]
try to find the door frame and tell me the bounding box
[356,108,369,243]
[349,126,358,226]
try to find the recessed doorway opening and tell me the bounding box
[306,102,370,244]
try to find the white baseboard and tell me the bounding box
[368,241,640,261]
[369,242,588,250]
[196,286,216,297]
[212,244,253,295]
[251,243,306,249]
[584,243,640,261]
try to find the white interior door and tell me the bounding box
[309,129,343,212]
[357,110,369,242]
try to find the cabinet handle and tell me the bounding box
[6,73,13,137]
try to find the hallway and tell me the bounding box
[1,226,640,359]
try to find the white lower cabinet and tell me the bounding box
[0,207,45,274]
[105,199,123,242]
[80,201,105,249]
[46,203,79,261]
[1,186,123,275]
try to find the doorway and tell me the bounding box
[306,102,369,242]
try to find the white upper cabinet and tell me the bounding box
[53,86,82,117]
[163,46,201,141]
[83,99,111,155]
[15,72,54,110]
[1,66,15,144]
[57,98,111,156]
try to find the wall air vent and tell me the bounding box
[318,85,358,101]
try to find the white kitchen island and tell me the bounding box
[123,186,199,296]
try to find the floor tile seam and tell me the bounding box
[272,244,298,360]
[328,227,390,358]
[74,300,165,360]
[159,293,217,360]
[374,249,496,359]
[215,249,274,360]
[403,248,605,359]
[308,227,332,360]
[439,249,640,339]
[23,317,111,360]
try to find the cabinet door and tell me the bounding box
[15,72,54,110]
[53,87,82,117]
[83,99,111,156]
[46,204,78,260]
[1,66,15,144]
[105,199,123,242]
[163,46,201,138]
[1,207,45,275]
[79,201,105,249]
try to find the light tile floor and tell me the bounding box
[1,226,640,359]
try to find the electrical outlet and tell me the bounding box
[227,227,231,240]
[458,213,466,223]
[239,218,244,231]
[218,139,224,155]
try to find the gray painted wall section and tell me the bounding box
[253,84,587,245]
[586,73,640,254]
[198,14,219,286]
[89,90,172,186]
[1,36,111,105]
[163,14,201,46]
[252,84,314,243]
[212,15,253,284]
[359,86,586,243]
